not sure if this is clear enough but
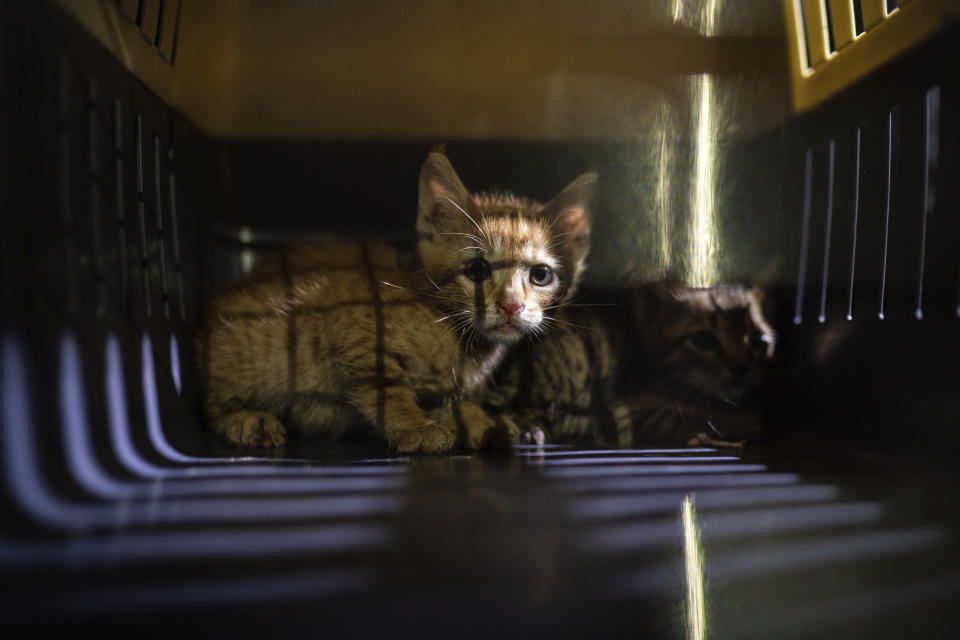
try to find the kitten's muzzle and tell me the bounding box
[498,301,525,319]
[490,323,523,340]
[491,302,525,337]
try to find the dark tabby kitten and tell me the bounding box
[482,304,631,445]
[624,281,776,446]
[483,280,777,447]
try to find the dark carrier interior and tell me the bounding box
[3,1,960,637]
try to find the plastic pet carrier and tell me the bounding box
[2,1,960,637]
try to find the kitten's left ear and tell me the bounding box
[541,172,597,297]
[417,152,478,236]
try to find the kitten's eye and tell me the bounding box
[529,264,554,286]
[463,257,492,282]
[689,330,720,351]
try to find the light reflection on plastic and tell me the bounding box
[141,331,195,463]
[581,502,884,553]
[555,472,802,494]
[169,333,182,395]
[1,335,405,566]
[614,528,945,596]
[682,495,706,640]
[534,455,739,467]
[707,528,944,581]
[685,0,720,288]
[568,484,839,519]
[518,448,718,458]
[105,333,172,479]
[541,463,767,479]
[656,103,673,275]
[1,333,406,535]
[2,334,124,531]
[687,72,719,288]
[59,333,137,499]
[513,443,572,450]
[59,336,406,521]
[0,333,69,528]
[3,335,401,558]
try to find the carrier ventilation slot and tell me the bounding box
[797,0,897,71]
[54,52,190,326]
[115,0,183,63]
[795,84,946,324]
[57,55,79,315]
[784,0,953,112]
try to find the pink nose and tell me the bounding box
[498,301,525,318]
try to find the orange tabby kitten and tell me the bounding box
[197,152,595,453]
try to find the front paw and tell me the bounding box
[216,411,287,448]
[460,406,520,450]
[390,421,455,454]
[520,426,547,447]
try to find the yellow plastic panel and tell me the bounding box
[57,0,178,109]
[59,0,790,140]
[119,0,140,23]
[802,0,830,65]
[158,0,181,61]
[139,0,162,43]
[829,0,857,49]
[861,0,889,28]
[785,0,960,113]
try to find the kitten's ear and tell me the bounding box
[542,172,596,243]
[417,152,477,235]
[632,280,680,325]
[541,172,597,297]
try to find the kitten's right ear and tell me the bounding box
[632,279,683,325]
[417,152,477,236]
[541,171,597,301]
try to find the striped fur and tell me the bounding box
[483,280,777,447]
[197,152,595,453]
[483,305,630,445]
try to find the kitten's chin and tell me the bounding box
[483,324,526,344]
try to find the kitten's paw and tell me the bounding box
[485,416,521,449]
[520,427,547,446]
[392,421,455,454]
[461,408,520,450]
[689,432,745,449]
[613,402,634,447]
[217,411,287,448]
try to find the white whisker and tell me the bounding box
[427,316,471,359]
[433,311,471,324]
[439,232,485,247]
[548,208,566,230]
[424,272,442,290]
[443,197,486,239]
